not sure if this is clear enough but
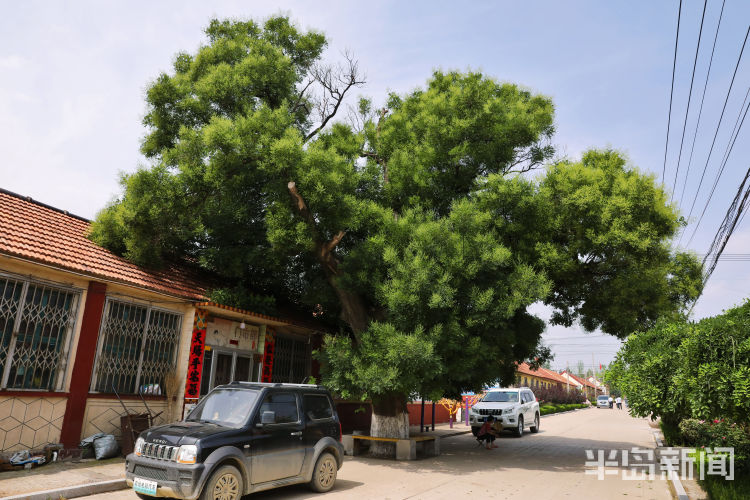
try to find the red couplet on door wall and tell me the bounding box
[184,309,207,399]
[261,328,275,382]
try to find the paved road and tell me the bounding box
[87,407,670,500]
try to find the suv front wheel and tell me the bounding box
[514,415,524,437]
[200,465,242,500]
[309,452,337,493]
[530,413,540,433]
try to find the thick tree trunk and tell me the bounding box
[326,276,369,336]
[369,394,410,457]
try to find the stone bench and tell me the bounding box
[342,434,440,460]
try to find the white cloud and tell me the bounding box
[0,55,24,69]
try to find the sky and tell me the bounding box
[2,0,750,371]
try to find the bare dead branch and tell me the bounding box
[304,51,366,142]
[292,79,315,113]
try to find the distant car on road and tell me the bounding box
[469,387,540,437]
[596,395,610,408]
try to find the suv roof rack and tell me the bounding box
[228,381,323,389]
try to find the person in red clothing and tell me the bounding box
[478,415,499,449]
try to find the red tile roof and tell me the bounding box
[561,371,598,389]
[0,188,209,300]
[516,362,567,385]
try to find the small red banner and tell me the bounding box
[184,309,207,399]
[261,328,275,382]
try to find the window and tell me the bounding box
[258,392,299,424]
[91,299,182,395]
[186,388,259,428]
[482,391,518,403]
[0,276,80,390]
[303,394,333,420]
[272,335,310,383]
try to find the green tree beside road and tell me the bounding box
[608,300,750,496]
[608,300,750,425]
[90,16,702,446]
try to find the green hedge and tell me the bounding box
[687,448,750,500]
[699,473,750,500]
[539,403,587,415]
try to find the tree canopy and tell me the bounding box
[608,300,750,426]
[91,16,702,433]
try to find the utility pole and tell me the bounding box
[592,352,596,399]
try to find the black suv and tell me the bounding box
[125,382,344,500]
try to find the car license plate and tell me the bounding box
[133,477,158,496]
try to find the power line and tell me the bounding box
[715,87,750,177]
[699,253,750,261]
[671,0,708,203]
[688,86,750,246]
[663,0,683,185]
[701,163,750,285]
[678,0,726,207]
[683,25,750,246]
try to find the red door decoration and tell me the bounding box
[261,328,275,382]
[184,308,207,400]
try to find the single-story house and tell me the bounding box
[560,370,601,399]
[514,362,568,390]
[0,188,323,452]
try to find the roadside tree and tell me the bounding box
[90,17,702,448]
[608,300,750,431]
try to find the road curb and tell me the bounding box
[1,478,127,500]
[651,430,689,500]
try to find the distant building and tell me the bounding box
[560,370,602,399]
[514,362,568,389]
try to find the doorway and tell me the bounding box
[199,347,256,396]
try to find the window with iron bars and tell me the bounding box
[271,335,311,384]
[0,275,80,391]
[90,299,182,395]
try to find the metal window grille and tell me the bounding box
[91,299,181,395]
[0,276,80,390]
[271,335,310,384]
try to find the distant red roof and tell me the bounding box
[516,362,567,385]
[562,371,598,389]
[0,188,209,300]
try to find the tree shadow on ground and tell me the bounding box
[345,431,659,477]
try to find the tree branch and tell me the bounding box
[325,230,347,253]
[292,79,315,113]
[304,51,366,143]
[287,180,369,336]
[287,181,315,227]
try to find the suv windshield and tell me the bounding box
[186,388,259,428]
[598,396,609,401]
[482,391,519,403]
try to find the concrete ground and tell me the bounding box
[81,407,671,500]
[0,458,124,497]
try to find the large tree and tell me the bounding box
[91,17,702,446]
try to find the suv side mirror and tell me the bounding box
[260,411,276,425]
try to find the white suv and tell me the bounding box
[469,387,540,437]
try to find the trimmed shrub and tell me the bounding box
[679,418,750,471]
[533,385,586,405]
